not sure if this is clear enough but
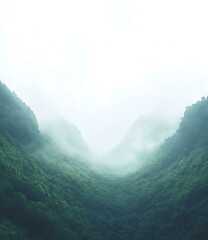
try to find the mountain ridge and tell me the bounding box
[0,81,208,240]
[99,114,176,175]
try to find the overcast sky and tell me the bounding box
[0,0,208,151]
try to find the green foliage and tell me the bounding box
[0,81,39,144]
[0,82,208,239]
[0,218,29,240]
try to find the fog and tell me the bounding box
[40,114,93,161]
[1,0,208,156]
[91,114,179,175]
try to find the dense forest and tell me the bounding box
[0,81,208,240]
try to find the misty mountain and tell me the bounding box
[0,81,40,144]
[0,81,208,240]
[99,115,176,175]
[118,96,208,239]
[41,116,93,160]
[0,82,111,240]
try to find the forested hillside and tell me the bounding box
[0,81,208,240]
[0,81,112,240]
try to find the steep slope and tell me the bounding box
[0,82,112,240]
[0,81,208,240]
[41,116,92,161]
[0,81,40,144]
[113,97,208,240]
[100,115,175,175]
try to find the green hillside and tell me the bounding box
[0,82,111,240]
[0,81,208,239]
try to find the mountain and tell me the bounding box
[0,81,111,240]
[114,97,208,239]
[0,81,208,240]
[99,115,176,175]
[0,81,40,144]
[41,116,92,160]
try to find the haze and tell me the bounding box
[0,0,208,151]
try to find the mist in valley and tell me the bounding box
[1,2,208,239]
[36,111,179,176]
[1,0,208,175]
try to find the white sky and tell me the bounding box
[0,0,208,151]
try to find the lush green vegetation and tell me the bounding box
[0,81,208,239]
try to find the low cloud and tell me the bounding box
[1,0,208,152]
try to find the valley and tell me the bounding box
[0,81,208,240]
